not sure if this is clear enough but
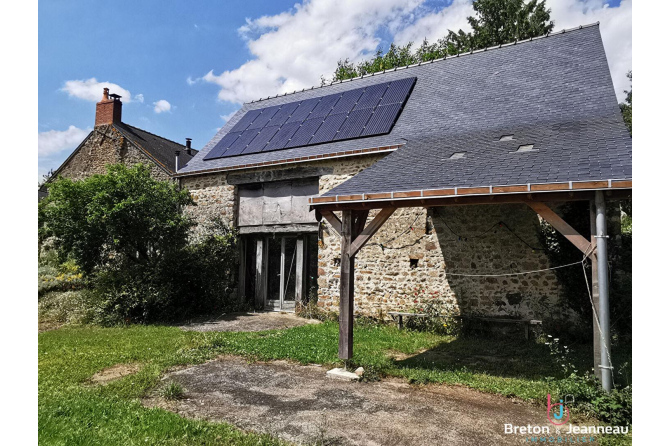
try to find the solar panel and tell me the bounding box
[204,76,416,160]
[309,94,340,119]
[247,105,281,130]
[285,118,324,148]
[267,103,299,127]
[334,108,372,140]
[331,88,364,115]
[285,98,320,123]
[310,112,348,144]
[353,83,388,110]
[379,77,416,106]
[229,109,262,133]
[264,121,301,151]
[241,126,280,154]
[223,129,261,156]
[203,131,242,160]
[360,103,403,136]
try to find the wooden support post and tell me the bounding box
[590,200,601,377]
[238,238,246,302]
[339,210,355,360]
[255,238,264,310]
[338,208,393,361]
[295,237,304,304]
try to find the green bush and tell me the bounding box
[39,164,241,324]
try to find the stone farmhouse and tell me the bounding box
[174,22,632,331]
[41,88,197,189]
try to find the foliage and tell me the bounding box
[537,202,632,343]
[39,164,194,275]
[619,71,632,134]
[38,164,240,324]
[403,283,461,335]
[295,301,339,322]
[543,335,632,427]
[331,0,553,81]
[160,381,185,400]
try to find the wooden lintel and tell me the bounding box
[526,202,593,256]
[348,208,397,257]
[320,210,342,236]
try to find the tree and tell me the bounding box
[331,0,554,81]
[619,71,632,134]
[39,164,194,274]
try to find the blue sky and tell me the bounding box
[38,0,631,181]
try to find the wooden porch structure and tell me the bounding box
[312,184,632,391]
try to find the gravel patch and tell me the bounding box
[145,356,551,445]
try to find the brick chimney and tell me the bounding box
[95,88,122,126]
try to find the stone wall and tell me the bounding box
[317,204,565,321]
[55,125,170,182]
[182,153,568,321]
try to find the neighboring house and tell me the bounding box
[40,88,197,191]
[174,24,631,321]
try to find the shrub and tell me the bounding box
[39,164,240,324]
[403,283,461,335]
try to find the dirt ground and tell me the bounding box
[179,312,321,332]
[145,357,551,446]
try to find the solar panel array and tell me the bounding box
[204,77,416,160]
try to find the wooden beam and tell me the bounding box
[320,210,342,236]
[526,202,593,256]
[339,210,355,360]
[348,208,397,257]
[352,210,369,237]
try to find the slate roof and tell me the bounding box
[181,23,631,197]
[114,123,197,173]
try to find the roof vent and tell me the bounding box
[499,135,514,141]
[450,152,466,159]
[513,144,536,153]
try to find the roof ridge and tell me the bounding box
[246,22,600,105]
[116,122,188,148]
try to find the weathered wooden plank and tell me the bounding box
[255,238,264,310]
[526,202,592,255]
[295,237,304,304]
[339,210,354,360]
[348,208,396,257]
[321,210,343,236]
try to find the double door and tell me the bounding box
[242,234,318,311]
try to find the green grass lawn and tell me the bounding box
[39,321,631,445]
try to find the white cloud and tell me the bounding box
[203,0,423,104]
[395,0,632,100]
[153,99,172,113]
[38,125,91,156]
[203,0,631,104]
[220,111,237,123]
[186,76,199,85]
[393,0,473,45]
[134,93,145,103]
[546,0,632,101]
[61,78,134,102]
